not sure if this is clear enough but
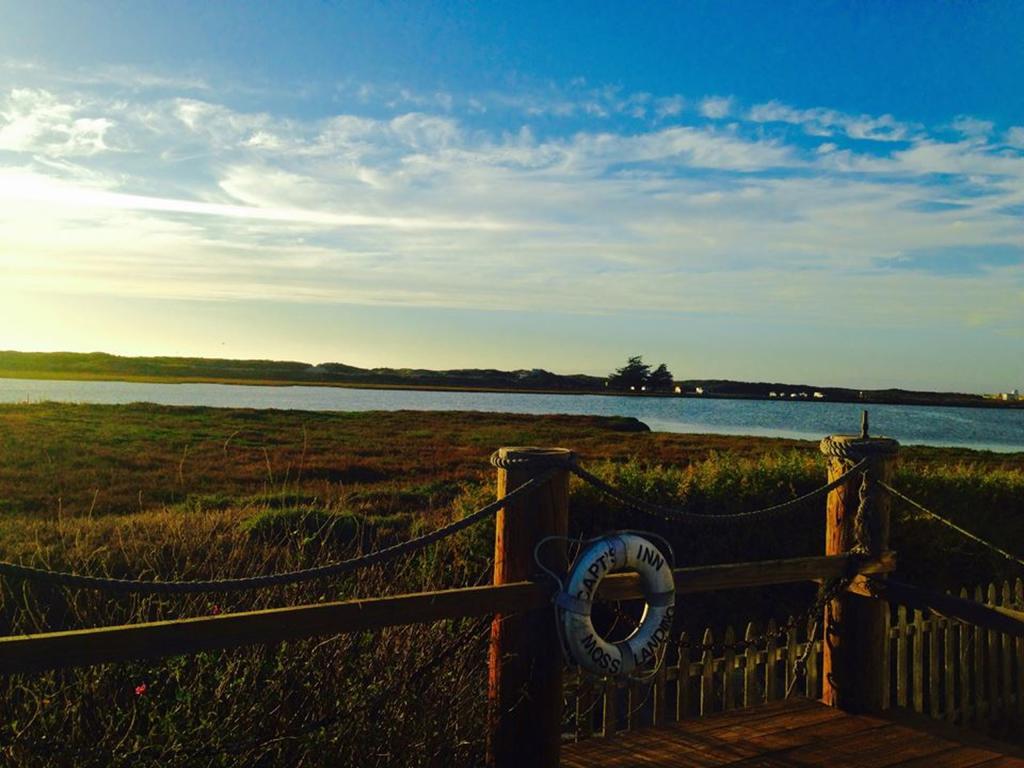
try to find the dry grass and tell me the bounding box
[0,402,1021,766]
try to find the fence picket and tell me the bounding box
[974,585,986,721]
[676,632,691,721]
[1001,581,1013,726]
[805,617,819,699]
[897,605,908,708]
[960,588,973,723]
[784,617,798,703]
[912,608,925,714]
[928,611,940,719]
[625,679,639,731]
[765,619,779,701]
[700,628,714,716]
[653,646,668,727]
[944,617,956,724]
[602,678,618,737]
[1017,579,1024,722]
[987,583,1001,723]
[723,626,736,711]
[743,622,758,707]
[577,677,596,740]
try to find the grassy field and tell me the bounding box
[1,403,1022,766]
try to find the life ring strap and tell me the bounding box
[555,592,591,615]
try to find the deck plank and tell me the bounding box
[896,747,1019,768]
[561,700,1024,768]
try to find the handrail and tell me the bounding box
[866,577,1024,638]
[0,553,895,674]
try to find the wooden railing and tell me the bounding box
[886,580,1024,734]
[0,552,893,674]
[565,577,1024,742]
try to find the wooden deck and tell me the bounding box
[561,698,1024,767]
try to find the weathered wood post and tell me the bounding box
[487,446,573,768]
[820,411,899,712]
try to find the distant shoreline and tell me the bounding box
[2,368,1022,411]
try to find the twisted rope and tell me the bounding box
[820,436,898,460]
[879,480,1024,569]
[0,452,875,593]
[568,458,869,525]
[0,471,556,594]
[851,470,873,554]
[489,449,576,471]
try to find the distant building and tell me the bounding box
[813,391,825,399]
[694,386,704,395]
[674,385,682,394]
[999,390,1020,401]
[769,392,778,398]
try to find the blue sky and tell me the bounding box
[1,1,1022,391]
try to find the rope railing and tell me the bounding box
[878,480,1024,569]
[568,458,870,525]
[0,455,872,595]
[0,470,557,594]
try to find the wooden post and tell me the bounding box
[820,413,899,713]
[486,446,572,768]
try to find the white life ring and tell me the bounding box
[557,533,675,678]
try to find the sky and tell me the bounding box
[0,1,1022,392]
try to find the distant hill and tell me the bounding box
[0,351,1019,408]
[0,351,604,392]
[676,379,1022,408]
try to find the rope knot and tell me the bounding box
[489,447,577,471]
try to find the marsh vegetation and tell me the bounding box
[0,404,1021,766]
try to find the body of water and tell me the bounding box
[1,377,1022,453]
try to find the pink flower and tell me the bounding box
[134,683,147,696]
[210,604,221,615]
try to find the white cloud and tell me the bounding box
[0,79,1019,340]
[654,95,684,119]
[951,115,994,138]
[0,88,114,155]
[699,96,733,119]
[747,100,916,142]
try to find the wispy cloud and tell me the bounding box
[0,75,1020,339]
[878,244,1024,275]
[699,96,733,119]
[747,100,918,142]
[0,88,113,155]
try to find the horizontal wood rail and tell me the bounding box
[868,577,1024,638]
[0,552,894,675]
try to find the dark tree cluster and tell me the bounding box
[607,355,675,392]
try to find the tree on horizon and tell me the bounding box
[607,355,650,390]
[646,362,675,392]
[607,355,674,392]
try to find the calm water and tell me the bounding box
[2,378,1022,453]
